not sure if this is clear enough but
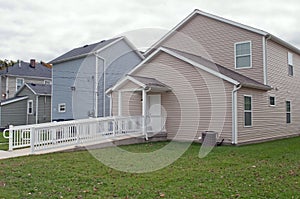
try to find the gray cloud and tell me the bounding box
[0,0,299,62]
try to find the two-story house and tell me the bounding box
[107,9,300,144]
[50,36,144,121]
[0,59,52,100]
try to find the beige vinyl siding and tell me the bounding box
[119,52,234,142]
[112,81,141,117]
[160,14,264,83]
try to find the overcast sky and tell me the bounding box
[0,0,299,62]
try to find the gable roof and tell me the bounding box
[1,96,28,106]
[108,47,271,93]
[50,36,144,64]
[16,83,52,96]
[127,75,171,91]
[144,9,300,56]
[0,61,51,78]
[165,47,271,90]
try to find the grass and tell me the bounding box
[0,132,8,151]
[0,137,299,198]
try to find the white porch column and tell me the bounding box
[142,89,148,139]
[118,91,122,116]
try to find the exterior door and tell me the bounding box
[147,94,161,132]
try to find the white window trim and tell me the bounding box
[58,103,66,113]
[269,95,276,107]
[286,100,291,124]
[16,78,24,91]
[27,100,33,115]
[244,95,253,128]
[235,41,252,69]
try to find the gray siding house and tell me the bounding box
[0,59,52,100]
[50,36,144,121]
[0,83,51,129]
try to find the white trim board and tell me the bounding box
[1,96,29,106]
[107,47,240,93]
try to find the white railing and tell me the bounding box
[3,116,145,153]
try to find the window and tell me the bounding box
[44,80,52,85]
[235,41,252,68]
[286,101,291,124]
[288,52,293,76]
[269,96,276,106]
[58,103,66,113]
[244,95,252,127]
[27,100,33,115]
[16,78,24,91]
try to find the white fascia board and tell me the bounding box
[144,9,268,56]
[94,37,124,54]
[144,10,198,56]
[126,76,147,88]
[195,10,268,36]
[122,36,145,60]
[161,48,240,85]
[109,47,164,92]
[1,96,29,106]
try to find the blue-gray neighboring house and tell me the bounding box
[50,36,144,121]
[0,83,51,129]
[0,59,52,100]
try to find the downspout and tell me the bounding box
[0,75,2,101]
[263,35,272,85]
[94,52,106,117]
[232,84,242,145]
[36,95,39,124]
[6,76,9,98]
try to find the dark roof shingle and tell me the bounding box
[50,37,121,64]
[166,48,271,91]
[0,61,51,78]
[26,83,52,95]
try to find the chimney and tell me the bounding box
[30,59,36,68]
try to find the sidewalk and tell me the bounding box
[0,148,31,160]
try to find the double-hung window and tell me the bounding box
[58,103,66,113]
[244,95,252,127]
[16,78,24,91]
[27,100,33,115]
[286,101,291,124]
[235,41,252,68]
[288,52,293,76]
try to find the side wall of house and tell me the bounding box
[52,57,94,120]
[17,88,37,124]
[113,52,234,142]
[38,96,51,124]
[1,100,27,128]
[160,14,265,84]
[4,76,49,99]
[97,39,143,117]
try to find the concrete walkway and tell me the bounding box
[0,148,31,160]
[0,134,152,160]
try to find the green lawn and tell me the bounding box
[0,137,299,198]
[0,132,8,151]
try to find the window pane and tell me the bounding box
[286,113,291,123]
[245,112,252,126]
[286,101,291,112]
[270,96,275,106]
[244,96,252,110]
[288,65,293,76]
[236,56,251,68]
[288,52,293,66]
[236,43,250,56]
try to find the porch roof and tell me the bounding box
[127,75,171,92]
